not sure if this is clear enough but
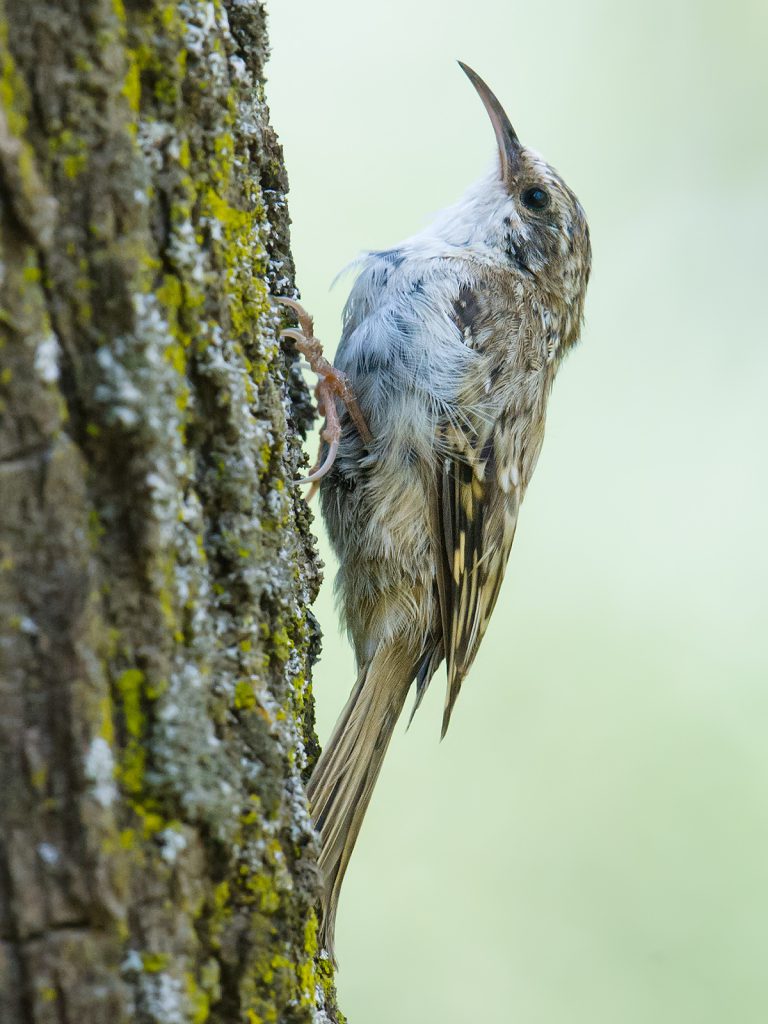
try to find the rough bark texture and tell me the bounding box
[0,2,342,1021]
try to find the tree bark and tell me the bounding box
[0,2,342,1021]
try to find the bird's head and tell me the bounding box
[456,63,591,324]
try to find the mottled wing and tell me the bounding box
[427,281,531,736]
[434,423,520,738]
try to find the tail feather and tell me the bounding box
[407,642,443,728]
[307,640,416,960]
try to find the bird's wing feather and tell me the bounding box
[433,421,520,737]
[428,279,534,736]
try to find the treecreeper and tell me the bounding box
[283,62,592,959]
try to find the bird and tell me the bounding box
[287,61,592,960]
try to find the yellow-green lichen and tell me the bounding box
[141,951,171,973]
[115,668,148,793]
[74,54,94,75]
[98,695,115,744]
[0,21,30,137]
[297,912,318,1005]
[122,58,141,114]
[116,668,145,738]
[132,804,167,838]
[62,151,88,179]
[49,129,89,181]
[234,680,256,711]
[184,972,210,1024]
[206,880,233,951]
[270,627,291,664]
[130,3,188,112]
[239,871,279,915]
[317,954,346,1024]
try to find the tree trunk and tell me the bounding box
[0,2,342,1021]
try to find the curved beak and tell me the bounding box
[458,61,522,182]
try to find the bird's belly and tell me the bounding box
[328,444,437,662]
[361,449,434,576]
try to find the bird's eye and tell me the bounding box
[521,186,550,211]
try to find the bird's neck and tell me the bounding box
[406,169,510,258]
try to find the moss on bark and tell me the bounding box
[0,1,340,1021]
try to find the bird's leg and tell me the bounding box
[277,297,372,492]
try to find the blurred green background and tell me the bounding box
[268,2,768,1020]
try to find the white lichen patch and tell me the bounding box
[158,827,188,864]
[34,332,61,383]
[136,119,174,173]
[121,949,144,975]
[94,346,143,428]
[84,737,117,808]
[37,842,61,865]
[167,217,206,284]
[137,972,186,1024]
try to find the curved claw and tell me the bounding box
[275,296,315,337]
[280,328,304,345]
[293,437,339,486]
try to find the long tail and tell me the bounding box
[306,639,416,959]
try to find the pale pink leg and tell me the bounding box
[277,297,372,492]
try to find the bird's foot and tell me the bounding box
[277,297,372,495]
